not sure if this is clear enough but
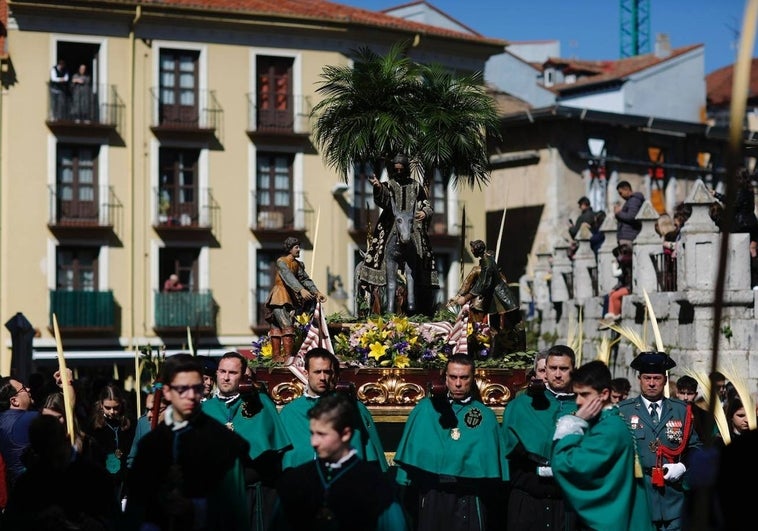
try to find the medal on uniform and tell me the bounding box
[226,421,234,431]
[450,428,461,440]
[649,439,659,453]
[114,449,123,459]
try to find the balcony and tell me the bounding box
[154,187,219,240]
[46,83,125,138]
[49,290,117,333]
[246,93,312,145]
[48,185,123,239]
[250,191,314,241]
[154,290,217,333]
[150,88,222,142]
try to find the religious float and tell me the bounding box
[245,306,534,454]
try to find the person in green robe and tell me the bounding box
[125,353,250,530]
[393,353,509,531]
[202,351,292,531]
[501,344,579,530]
[551,360,654,531]
[279,347,387,471]
[272,392,408,530]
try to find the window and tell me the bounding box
[257,56,293,131]
[428,171,448,234]
[57,247,98,291]
[159,148,199,225]
[255,249,279,325]
[256,153,293,229]
[57,145,98,224]
[159,49,199,126]
[159,248,199,292]
[352,161,378,230]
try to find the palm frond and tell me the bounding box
[687,369,731,444]
[719,361,757,430]
[605,322,650,353]
[642,289,664,352]
[595,334,621,365]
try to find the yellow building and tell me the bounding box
[0,0,504,375]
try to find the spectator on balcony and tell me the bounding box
[162,274,185,293]
[71,64,93,122]
[711,168,758,240]
[614,180,644,246]
[49,58,69,121]
[264,237,326,363]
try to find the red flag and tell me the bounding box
[289,302,334,384]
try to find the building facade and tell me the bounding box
[0,0,504,375]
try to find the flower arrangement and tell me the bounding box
[249,310,536,371]
[249,313,310,367]
[334,315,452,369]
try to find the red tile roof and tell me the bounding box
[544,44,702,94]
[706,59,758,107]
[130,0,505,46]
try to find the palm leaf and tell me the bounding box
[687,369,731,444]
[605,322,650,353]
[719,361,757,430]
[642,289,664,352]
[595,334,621,365]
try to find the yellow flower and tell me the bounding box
[295,313,310,325]
[393,354,411,368]
[368,342,389,361]
[467,322,474,336]
[260,343,273,360]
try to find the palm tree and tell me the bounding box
[311,42,499,189]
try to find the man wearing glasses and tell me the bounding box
[0,372,73,488]
[126,353,251,530]
[0,378,37,487]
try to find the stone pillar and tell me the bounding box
[551,241,572,303]
[597,210,618,294]
[632,200,664,295]
[532,247,552,314]
[572,223,596,303]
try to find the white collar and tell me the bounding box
[163,406,190,431]
[324,448,357,470]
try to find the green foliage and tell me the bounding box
[721,324,733,341]
[311,41,499,189]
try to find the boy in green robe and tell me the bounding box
[551,360,654,531]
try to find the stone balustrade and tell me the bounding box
[519,179,758,392]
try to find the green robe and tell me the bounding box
[394,396,508,480]
[502,389,576,461]
[279,395,388,471]
[552,407,654,531]
[202,392,292,461]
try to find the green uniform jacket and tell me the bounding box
[502,389,576,463]
[394,397,508,480]
[202,393,292,461]
[617,396,702,524]
[279,395,388,471]
[552,407,654,531]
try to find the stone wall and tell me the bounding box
[521,180,758,395]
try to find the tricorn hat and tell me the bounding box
[198,355,218,377]
[630,351,676,375]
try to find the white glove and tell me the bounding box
[663,462,686,482]
[537,466,553,477]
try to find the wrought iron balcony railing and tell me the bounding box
[47,82,125,133]
[251,191,313,232]
[49,290,116,329]
[247,93,311,135]
[48,184,123,233]
[154,186,219,230]
[150,88,222,132]
[154,290,217,329]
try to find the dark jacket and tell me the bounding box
[615,192,644,242]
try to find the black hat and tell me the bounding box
[198,356,218,377]
[630,352,676,374]
[392,153,409,166]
